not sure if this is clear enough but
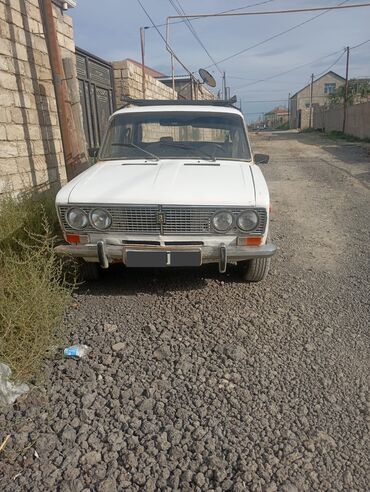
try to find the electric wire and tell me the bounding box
[235,36,370,91]
[168,0,223,75]
[145,0,277,29]
[204,0,350,69]
[315,49,347,78]
[136,0,195,80]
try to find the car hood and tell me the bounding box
[58,159,257,207]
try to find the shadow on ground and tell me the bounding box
[76,263,248,297]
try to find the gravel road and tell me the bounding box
[1,131,369,491]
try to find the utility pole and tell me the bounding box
[343,46,350,133]
[41,0,88,181]
[140,27,146,98]
[40,0,86,181]
[309,73,314,129]
[288,92,290,129]
[222,72,227,100]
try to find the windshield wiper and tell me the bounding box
[111,142,159,161]
[158,141,216,161]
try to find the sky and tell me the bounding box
[69,0,370,122]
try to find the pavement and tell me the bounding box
[1,131,369,491]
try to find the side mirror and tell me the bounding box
[88,147,99,158]
[254,153,269,164]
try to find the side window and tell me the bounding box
[324,83,336,94]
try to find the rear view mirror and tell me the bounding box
[88,147,99,158]
[254,153,269,164]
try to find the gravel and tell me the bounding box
[1,132,369,491]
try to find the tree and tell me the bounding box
[329,79,370,106]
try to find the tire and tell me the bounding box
[239,257,271,282]
[79,261,100,281]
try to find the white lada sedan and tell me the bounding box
[55,99,276,282]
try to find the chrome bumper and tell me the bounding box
[55,241,277,271]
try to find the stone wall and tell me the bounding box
[112,59,176,105]
[0,0,79,195]
[313,102,370,140]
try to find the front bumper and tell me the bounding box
[55,241,277,272]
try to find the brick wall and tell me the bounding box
[112,59,176,105]
[0,0,79,195]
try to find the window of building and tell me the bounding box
[324,83,336,94]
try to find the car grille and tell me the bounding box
[58,205,267,235]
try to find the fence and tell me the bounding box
[313,102,370,140]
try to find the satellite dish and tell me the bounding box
[199,68,217,88]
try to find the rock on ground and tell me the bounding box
[1,132,369,491]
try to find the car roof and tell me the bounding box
[113,105,243,117]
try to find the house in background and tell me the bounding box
[264,106,289,128]
[289,71,345,129]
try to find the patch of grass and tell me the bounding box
[0,192,75,381]
[276,122,290,131]
[325,130,370,144]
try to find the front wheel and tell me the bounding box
[238,257,271,282]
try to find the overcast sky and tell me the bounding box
[70,0,370,121]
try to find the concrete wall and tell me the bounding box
[112,59,176,105]
[290,72,345,129]
[0,0,79,195]
[313,102,370,140]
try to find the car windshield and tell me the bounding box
[100,111,251,161]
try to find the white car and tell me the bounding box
[55,100,276,282]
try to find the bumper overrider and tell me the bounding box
[55,239,277,273]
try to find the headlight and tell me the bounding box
[212,211,234,232]
[66,208,88,229]
[237,210,259,231]
[90,208,112,230]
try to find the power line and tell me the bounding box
[168,0,223,75]
[351,38,370,49]
[136,0,194,81]
[167,3,370,20]
[234,36,370,92]
[204,0,350,69]
[145,0,277,29]
[233,49,345,90]
[315,49,347,78]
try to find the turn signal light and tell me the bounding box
[65,233,81,244]
[237,237,263,246]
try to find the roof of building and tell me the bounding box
[265,106,288,116]
[290,71,345,99]
[124,58,166,78]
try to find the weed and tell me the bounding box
[0,193,75,381]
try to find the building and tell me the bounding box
[156,75,215,100]
[289,71,345,130]
[264,106,289,128]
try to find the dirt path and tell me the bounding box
[1,131,369,491]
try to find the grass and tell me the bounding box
[0,192,75,381]
[300,128,370,143]
[325,130,370,144]
[276,122,290,131]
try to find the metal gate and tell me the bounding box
[76,47,115,150]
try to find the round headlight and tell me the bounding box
[90,209,112,230]
[212,211,234,232]
[237,210,259,231]
[66,208,88,230]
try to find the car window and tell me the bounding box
[100,111,251,161]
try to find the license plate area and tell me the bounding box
[126,250,202,268]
